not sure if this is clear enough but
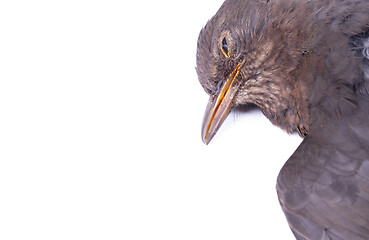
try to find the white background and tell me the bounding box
[0,1,302,239]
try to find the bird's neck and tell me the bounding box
[252,0,367,136]
[259,44,362,137]
[259,88,310,137]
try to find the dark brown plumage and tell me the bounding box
[196,0,369,239]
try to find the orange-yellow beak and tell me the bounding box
[201,63,242,144]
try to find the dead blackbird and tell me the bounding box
[196,0,369,239]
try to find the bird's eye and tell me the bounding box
[220,34,230,58]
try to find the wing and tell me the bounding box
[277,115,369,240]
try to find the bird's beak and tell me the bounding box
[201,63,242,144]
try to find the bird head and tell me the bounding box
[196,0,310,144]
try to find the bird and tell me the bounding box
[195,0,369,239]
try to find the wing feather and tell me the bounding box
[277,128,369,239]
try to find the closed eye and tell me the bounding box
[220,34,230,58]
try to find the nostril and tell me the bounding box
[363,47,369,59]
[363,40,369,59]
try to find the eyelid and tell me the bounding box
[220,32,230,58]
